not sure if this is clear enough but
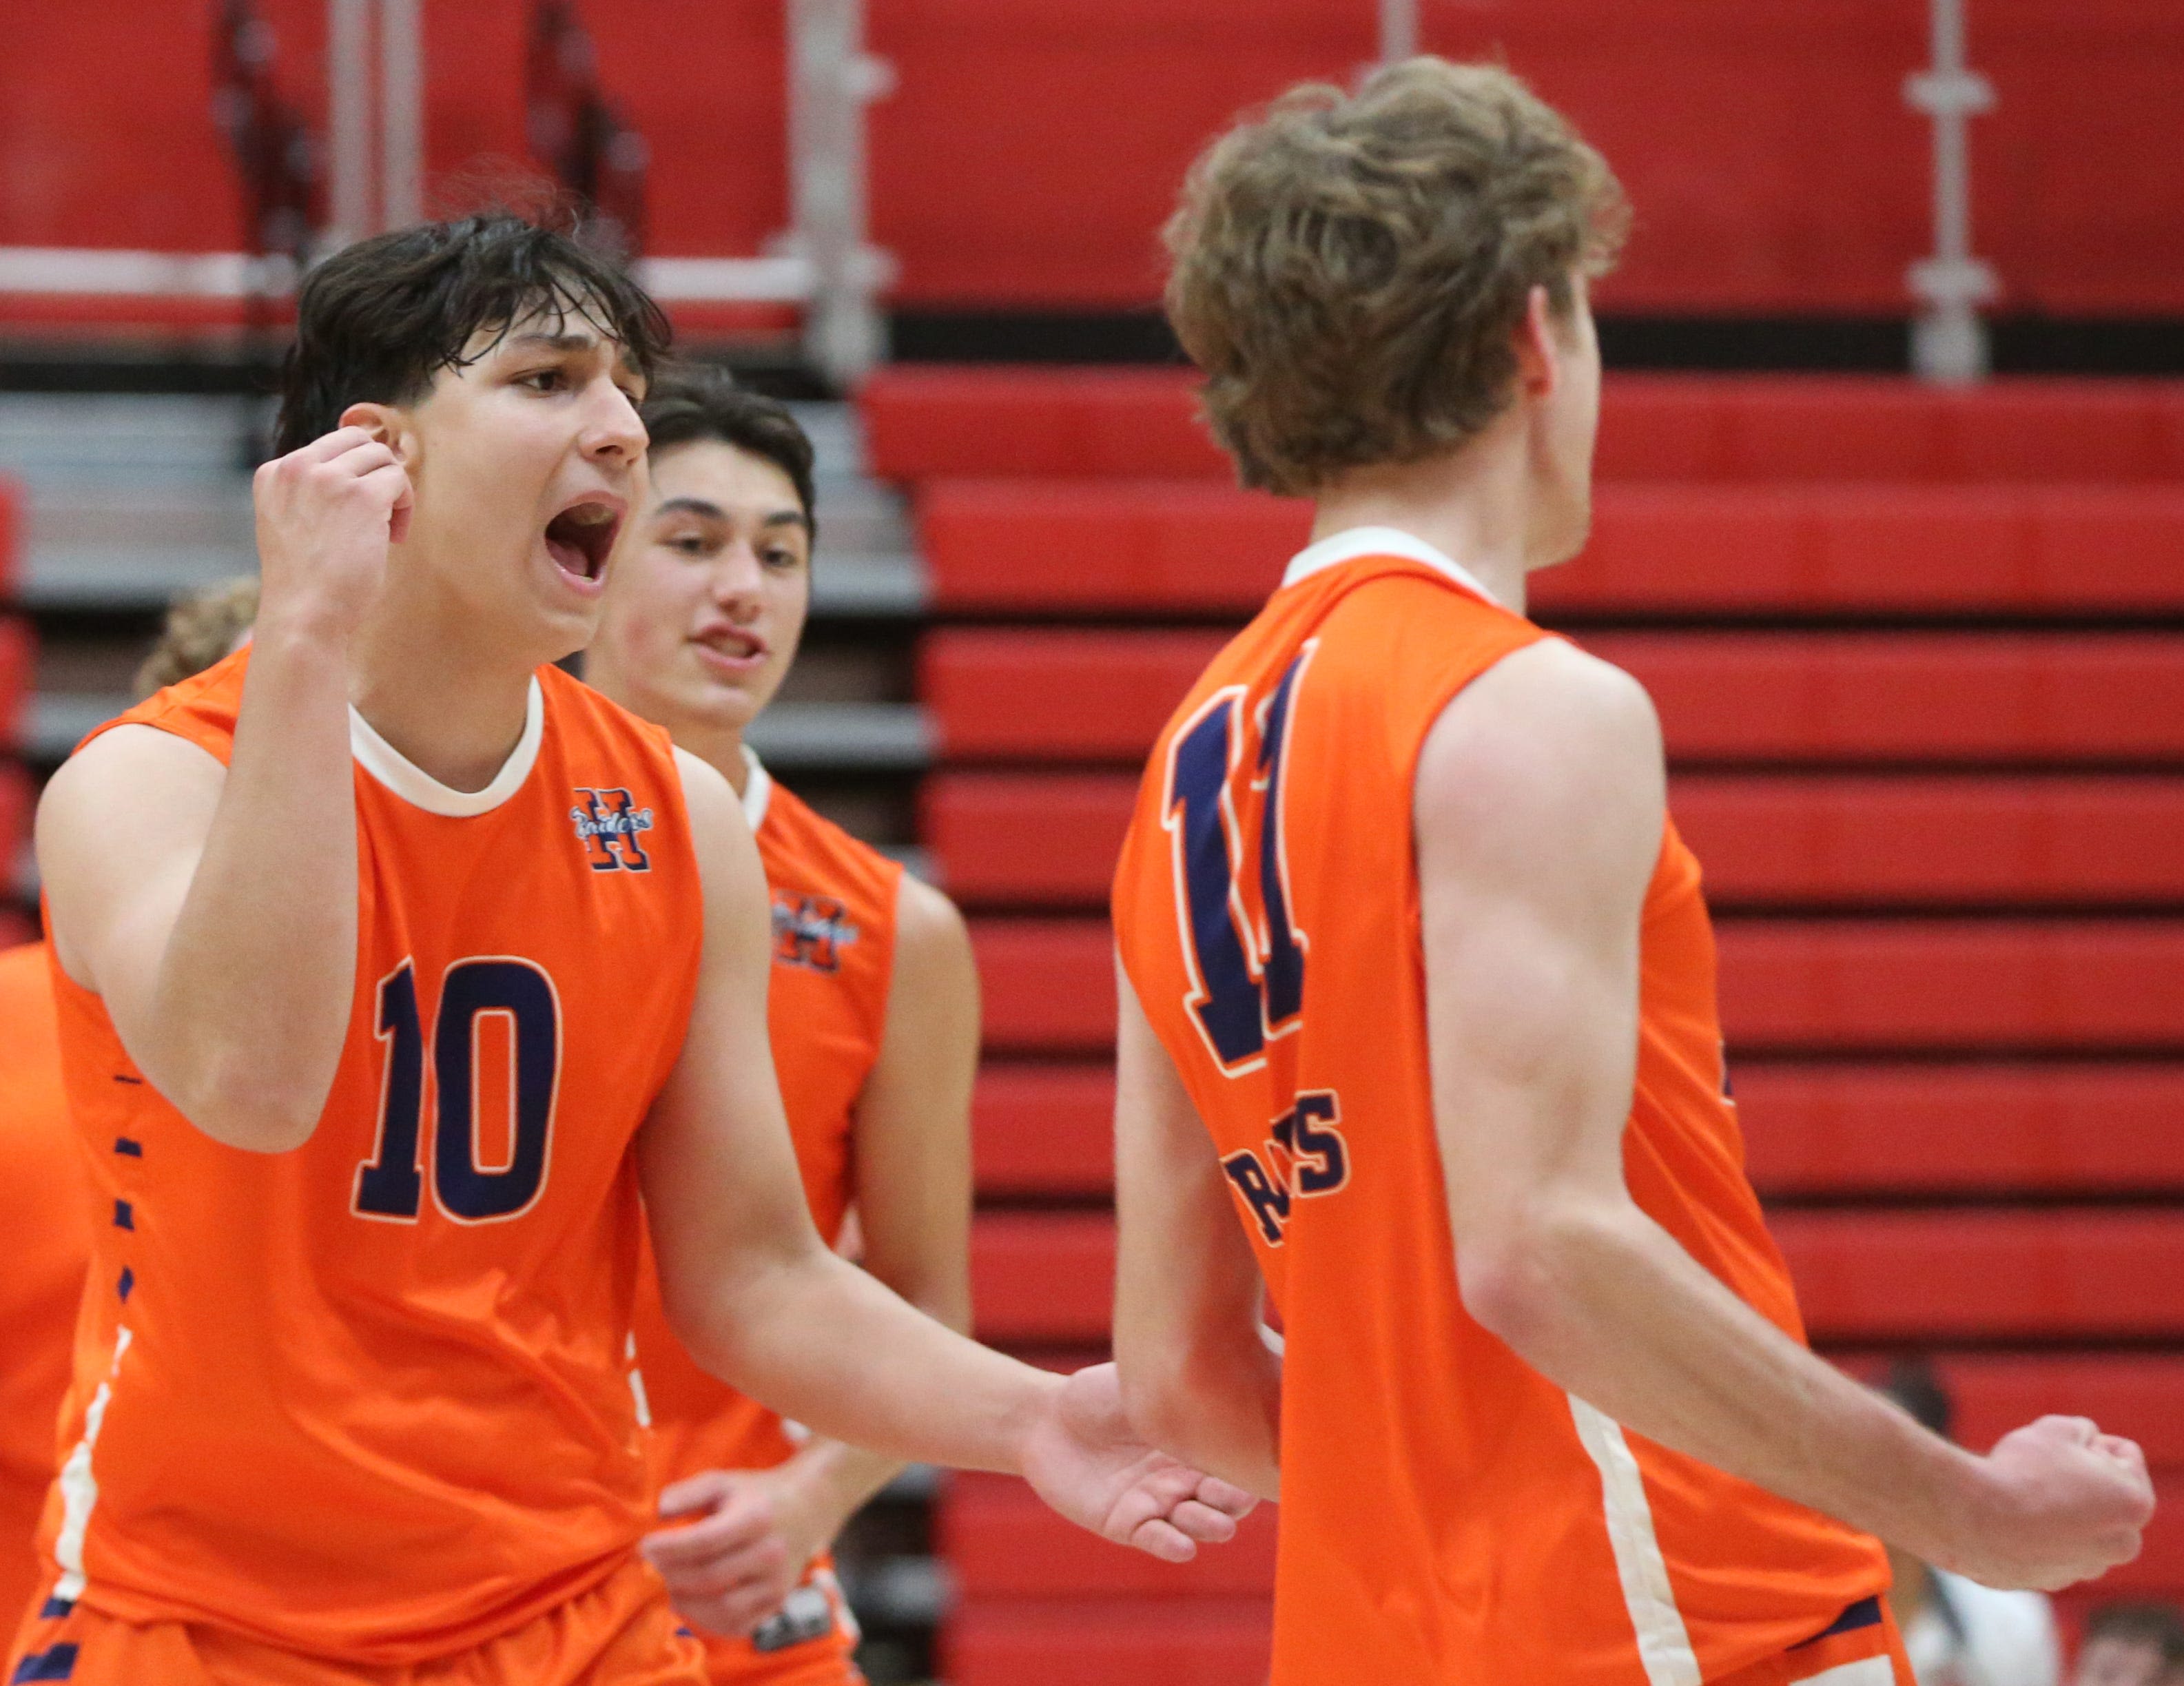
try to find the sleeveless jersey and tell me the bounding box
[34,649,705,1663]
[1110,528,1890,1686]
[630,754,901,1685]
[0,943,87,1635]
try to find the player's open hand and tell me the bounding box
[251,425,413,639]
[1949,1415,2154,1592]
[1019,1362,1257,1562]
[639,1466,823,1637]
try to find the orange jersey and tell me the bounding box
[1111,529,1890,1686]
[630,756,901,1684]
[32,650,704,1665]
[0,943,89,1634]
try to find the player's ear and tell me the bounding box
[1512,285,1560,400]
[338,402,415,464]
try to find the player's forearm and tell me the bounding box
[1118,1325,1282,1503]
[152,618,359,1149]
[680,1243,1057,1477]
[774,1437,909,1550]
[1459,1195,1991,1569]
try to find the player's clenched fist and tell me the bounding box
[1948,1415,2155,1592]
[251,425,414,637]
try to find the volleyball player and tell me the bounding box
[586,367,975,1683]
[1107,60,2150,1686]
[10,214,1247,1686]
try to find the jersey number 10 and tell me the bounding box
[1162,646,1315,1075]
[353,957,560,1223]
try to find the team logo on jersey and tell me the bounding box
[773,892,858,972]
[1220,1089,1352,1246]
[570,788,655,872]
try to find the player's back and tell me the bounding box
[0,942,87,1634]
[34,650,705,1664]
[1111,528,1888,1685]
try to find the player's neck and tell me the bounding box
[347,606,544,796]
[1308,436,1536,615]
[677,720,752,798]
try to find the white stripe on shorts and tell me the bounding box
[1567,1395,1703,1686]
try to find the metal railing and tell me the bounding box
[0,0,892,388]
[1906,0,1997,382]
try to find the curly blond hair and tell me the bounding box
[135,575,260,699]
[1164,59,1628,497]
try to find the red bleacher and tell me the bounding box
[973,1062,2184,1202]
[889,369,2184,1666]
[927,628,2184,765]
[871,371,2184,486]
[971,1209,2184,1348]
[0,616,28,753]
[971,916,2184,1056]
[921,477,2184,617]
[931,771,2184,907]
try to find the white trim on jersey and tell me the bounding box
[52,1324,134,1603]
[741,745,774,833]
[1279,524,1503,606]
[348,677,546,817]
[1567,1394,1704,1686]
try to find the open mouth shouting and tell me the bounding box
[544,494,626,590]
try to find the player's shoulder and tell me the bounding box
[1416,638,1664,837]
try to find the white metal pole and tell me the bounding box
[788,0,893,387]
[1380,0,1419,65]
[380,0,424,229]
[1905,0,1995,382]
[327,0,375,247]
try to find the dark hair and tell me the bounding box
[1877,1357,1954,1441]
[2084,1602,2184,1667]
[639,363,818,539]
[274,212,672,455]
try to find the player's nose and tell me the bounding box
[581,377,648,469]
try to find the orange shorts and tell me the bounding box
[1714,1598,1913,1686]
[688,1561,863,1686]
[5,1557,708,1686]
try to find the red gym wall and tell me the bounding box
[6,0,2184,315]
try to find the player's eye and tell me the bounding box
[761,546,802,570]
[519,367,568,393]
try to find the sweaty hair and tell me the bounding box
[639,364,818,541]
[1164,57,1628,496]
[273,212,672,455]
[136,575,261,698]
[2083,1603,2184,1669]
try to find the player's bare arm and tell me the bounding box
[1113,963,1283,1502]
[639,748,1253,1561]
[35,425,411,1152]
[643,870,980,1634]
[1416,636,2154,1593]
